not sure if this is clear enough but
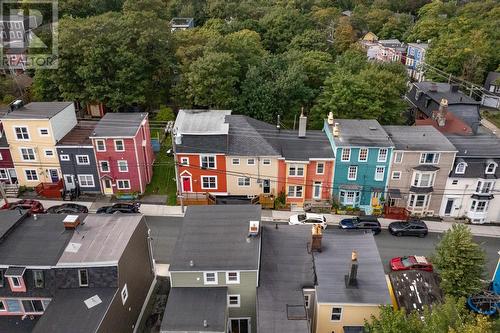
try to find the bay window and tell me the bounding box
[413,172,435,187]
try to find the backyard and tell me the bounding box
[482,109,500,128]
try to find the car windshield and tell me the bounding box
[297,214,306,221]
[401,257,413,267]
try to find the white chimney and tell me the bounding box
[333,122,340,137]
[175,132,182,145]
[327,112,334,125]
[298,108,307,138]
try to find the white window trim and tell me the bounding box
[475,180,494,194]
[394,151,403,164]
[420,153,440,164]
[262,159,271,165]
[375,166,385,181]
[331,307,343,321]
[0,300,6,312]
[455,162,467,174]
[44,149,54,158]
[114,139,125,152]
[341,148,351,162]
[11,276,21,287]
[95,139,106,152]
[485,162,497,175]
[121,284,128,305]
[100,161,110,172]
[0,169,8,180]
[203,272,218,285]
[228,294,241,308]
[412,172,435,187]
[231,158,240,165]
[117,179,131,190]
[247,158,255,165]
[391,171,401,180]
[226,271,240,284]
[38,128,49,136]
[316,162,325,175]
[76,155,90,165]
[377,148,388,162]
[288,185,303,198]
[200,155,216,169]
[180,157,190,166]
[358,148,368,162]
[24,169,38,181]
[201,176,218,190]
[78,174,95,188]
[470,200,488,213]
[347,166,357,181]
[289,164,305,177]
[313,181,322,199]
[19,147,36,161]
[237,177,250,187]
[60,154,70,161]
[118,160,129,172]
[13,126,30,141]
[78,269,89,287]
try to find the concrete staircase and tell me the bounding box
[3,184,19,198]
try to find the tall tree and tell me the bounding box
[333,16,357,54]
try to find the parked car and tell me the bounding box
[388,219,428,237]
[289,213,327,229]
[46,203,89,214]
[96,202,141,214]
[338,216,381,234]
[390,255,433,272]
[1,199,44,214]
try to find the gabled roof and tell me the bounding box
[412,82,479,105]
[226,115,280,156]
[90,112,147,138]
[328,119,393,148]
[383,125,457,151]
[1,102,74,120]
[445,134,500,157]
[57,121,97,146]
[275,130,335,160]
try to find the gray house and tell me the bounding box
[161,205,261,333]
[56,122,101,195]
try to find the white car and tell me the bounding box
[288,213,327,229]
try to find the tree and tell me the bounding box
[0,75,16,104]
[333,16,356,54]
[59,0,125,17]
[288,30,331,52]
[378,14,413,40]
[432,224,486,297]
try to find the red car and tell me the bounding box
[390,256,433,272]
[1,199,45,214]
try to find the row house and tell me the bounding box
[482,71,500,110]
[90,113,154,195]
[406,82,481,135]
[440,135,500,224]
[383,126,457,216]
[324,116,393,214]
[0,211,154,333]
[365,39,406,64]
[1,101,77,187]
[0,107,16,184]
[405,42,429,82]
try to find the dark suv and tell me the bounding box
[338,216,381,235]
[388,219,428,237]
[96,202,141,214]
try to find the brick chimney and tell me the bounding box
[310,224,322,252]
[436,98,448,127]
[298,107,307,138]
[345,250,358,288]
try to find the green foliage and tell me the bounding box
[155,106,175,122]
[59,0,125,17]
[432,224,486,298]
[0,75,16,104]
[274,191,287,209]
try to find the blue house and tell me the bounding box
[324,117,394,214]
[406,42,429,82]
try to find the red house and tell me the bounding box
[0,108,17,184]
[90,113,154,195]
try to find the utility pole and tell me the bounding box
[172,128,184,213]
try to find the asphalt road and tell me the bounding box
[375,230,500,277]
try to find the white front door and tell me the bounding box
[64,175,75,190]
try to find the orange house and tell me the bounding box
[177,153,228,194]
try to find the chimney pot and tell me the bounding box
[333,122,340,137]
[327,112,334,125]
[189,260,194,267]
[298,110,307,138]
[203,320,208,328]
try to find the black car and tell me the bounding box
[388,220,428,237]
[96,203,141,214]
[46,203,89,214]
[338,216,382,235]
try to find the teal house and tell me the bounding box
[324,116,394,214]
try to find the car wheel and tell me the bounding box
[396,232,403,237]
[419,233,426,238]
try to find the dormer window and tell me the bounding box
[485,162,497,175]
[4,267,26,292]
[455,162,467,174]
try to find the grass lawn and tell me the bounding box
[145,135,178,205]
[481,110,500,128]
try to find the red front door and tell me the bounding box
[182,176,191,192]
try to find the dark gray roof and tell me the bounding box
[170,205,261,271]
[449,157,500,178]
[409,186,433,194]
[383,126,456,151]
[226,115,280,156]
[413,82,479,105]
[2,102,74,119]
[276,130,335,160]
[175,134,228,154]
[413,165,440,171]
[0,214,74,266]
[33,288,117,333]
[161,287,227,333]
[0,316,39,333]
[484,72,500,95]
[4,266,26,276]
[257,225,315,333]
[91,112,147,138]
[0,130,9,147]
[314,230,391,305]
[389,271,443,313]
[329,119,393,148]
[145,216,183,264]
[0,210,27,240]
[445,134,500,157]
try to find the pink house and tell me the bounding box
[90,113,154,195]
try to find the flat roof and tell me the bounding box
[91,112,147,137]
[32,288,117,333]
[57,122,96,146]
[175,109,231,135]
[383,125,457,151]
[314,230,391,305]
[160,287,227,333]
[0,214,74,266]
[0,210,27,240]
[145,216,183,264]
[329,119,393,148]
[170,205,261,271]
[57,214,143,266]
[257,225,315,333]
[2,102,73,119]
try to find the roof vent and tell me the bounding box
[369,127,378,131]
[249,221,259,237]
[63,215,80,230]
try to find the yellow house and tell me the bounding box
[225,156,279,196]
[1,102,77,187]
[362,31,379,42]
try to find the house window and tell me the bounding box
[100,161,110,172]
[60,154,70,161]
[247,158,255,165]
[117,179,131,190]
[316,162,324,174]
[331,307,342,321]
[79,269,89,287]
[38,128,49,136]
[76,155,90,165]
[409,194,428,208]
[121,284,128,305]
[114,139,125,152]
[392,171,401,180]
[0,300,5,311]
[33,271,44,288]
[237,177,250,187]
[203,272,218,285]
[78,175,95,188]
[420,153,440,164]
[0,170,7,180]
[96,140,106,152]
[228,295,240,307]
[226,272,240,284]
[470,200,488,213]
[289,164,304,176]
[201,176,217,189]
[413,172,435,187]
[341,148,351,162]
[452,180,458,185]
[262,159,271,165]
[200,155,216,169]
[14,127,29,140]
[476,181,494,194]
[393,152,403,163]
[232,158,240,165]
[288,185,303,198]
[118,160,128,172]
[304,295,310,309]
[24,169,38,181]
[347,166,357,180]
[44,149,54,157]
[377,148,388,162]
[455,162,467,174]
[11,276,20,287]
[485,162,497,174]
[358,148,368,162]
[21,300,44,313]
[375,166,385,181]
[180,157,189,166]
[20,148,35,161]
